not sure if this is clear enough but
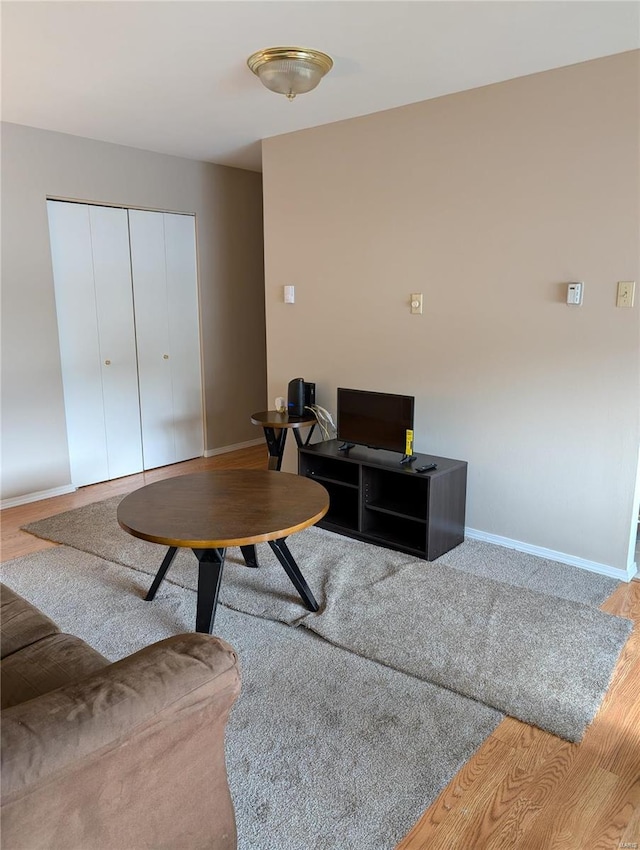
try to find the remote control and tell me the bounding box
[416,463,437,473]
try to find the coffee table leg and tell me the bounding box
[240,545,259,568]
[145,546,179,601]
[268,538,319,612]
[192,548,226,634]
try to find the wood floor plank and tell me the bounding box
[601,580,640,619]
[517,762,621,850]
[619,785,640,849]
[587,777,640,850]
[490,717,570,768]
[481,733,579,849]
[418,726,577,850]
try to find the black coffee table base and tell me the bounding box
[145,539,319,634]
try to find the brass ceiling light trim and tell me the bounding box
[247,46,333,100]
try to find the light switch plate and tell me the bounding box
[616,281,635,308]
[410,293,423,314]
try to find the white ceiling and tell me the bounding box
[2,1,638,172]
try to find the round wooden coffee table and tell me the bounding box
[117,469,329,634]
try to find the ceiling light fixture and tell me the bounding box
[247,46,333,100]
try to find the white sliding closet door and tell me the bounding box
[47,202,143,486]
[128,209,203,470]
[90,207,145,478]
[164,212,203,461]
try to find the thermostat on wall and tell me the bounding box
[567,282,583,306]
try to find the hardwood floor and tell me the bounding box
[1,445,639,849]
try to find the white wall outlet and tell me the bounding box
[616,281,635,308]
[284,285,295,304]
[410,293,423,314]
[566,282,583,306]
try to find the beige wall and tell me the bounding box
[262,52,640,577]
[1,122,267,502]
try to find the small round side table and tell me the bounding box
[250,410,317,471]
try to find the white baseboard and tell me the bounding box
[1,484,77,510]
[204,438,263,457]
[465,527,637,582]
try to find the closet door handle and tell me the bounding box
[104,360,111,366]
[163,354,169,359]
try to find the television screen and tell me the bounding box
[336,388,414,454]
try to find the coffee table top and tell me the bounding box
[250,410,316,429]
[117,469,329,548]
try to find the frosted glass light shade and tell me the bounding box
[247,47,333,100]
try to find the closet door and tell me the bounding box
[128,210,203,470]
[48,201,109,486]
[89,206,144,479]
[164,213,203,461]
[47,202,143,486]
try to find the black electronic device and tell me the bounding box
[288,379,316,418]
[336,388,415,457]
[304,381,315,409]
[288,378,305,417]
[416,463,437,473]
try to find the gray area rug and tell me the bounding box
[0,548,503,850]
[434,537,622,606]
[307,562,631,742]
[23,497,632,741]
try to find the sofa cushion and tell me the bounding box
[1,583,59,659]
[1,633,110,709]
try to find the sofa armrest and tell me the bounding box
[1,633,240,798]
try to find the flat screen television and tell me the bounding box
[336,388,414,456]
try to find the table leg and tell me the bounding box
[293,422,316,448]
[268,538,319,612]
[262,426,288,471]
[192,548,226,634]
[145,546,179,601]
[240,545,259,568]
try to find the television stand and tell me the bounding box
[298,439,467,561]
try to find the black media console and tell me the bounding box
[298,439,467,561]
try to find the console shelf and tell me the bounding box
[366,500,428,522]
[306,473,359,490]
[298,439,467,561]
